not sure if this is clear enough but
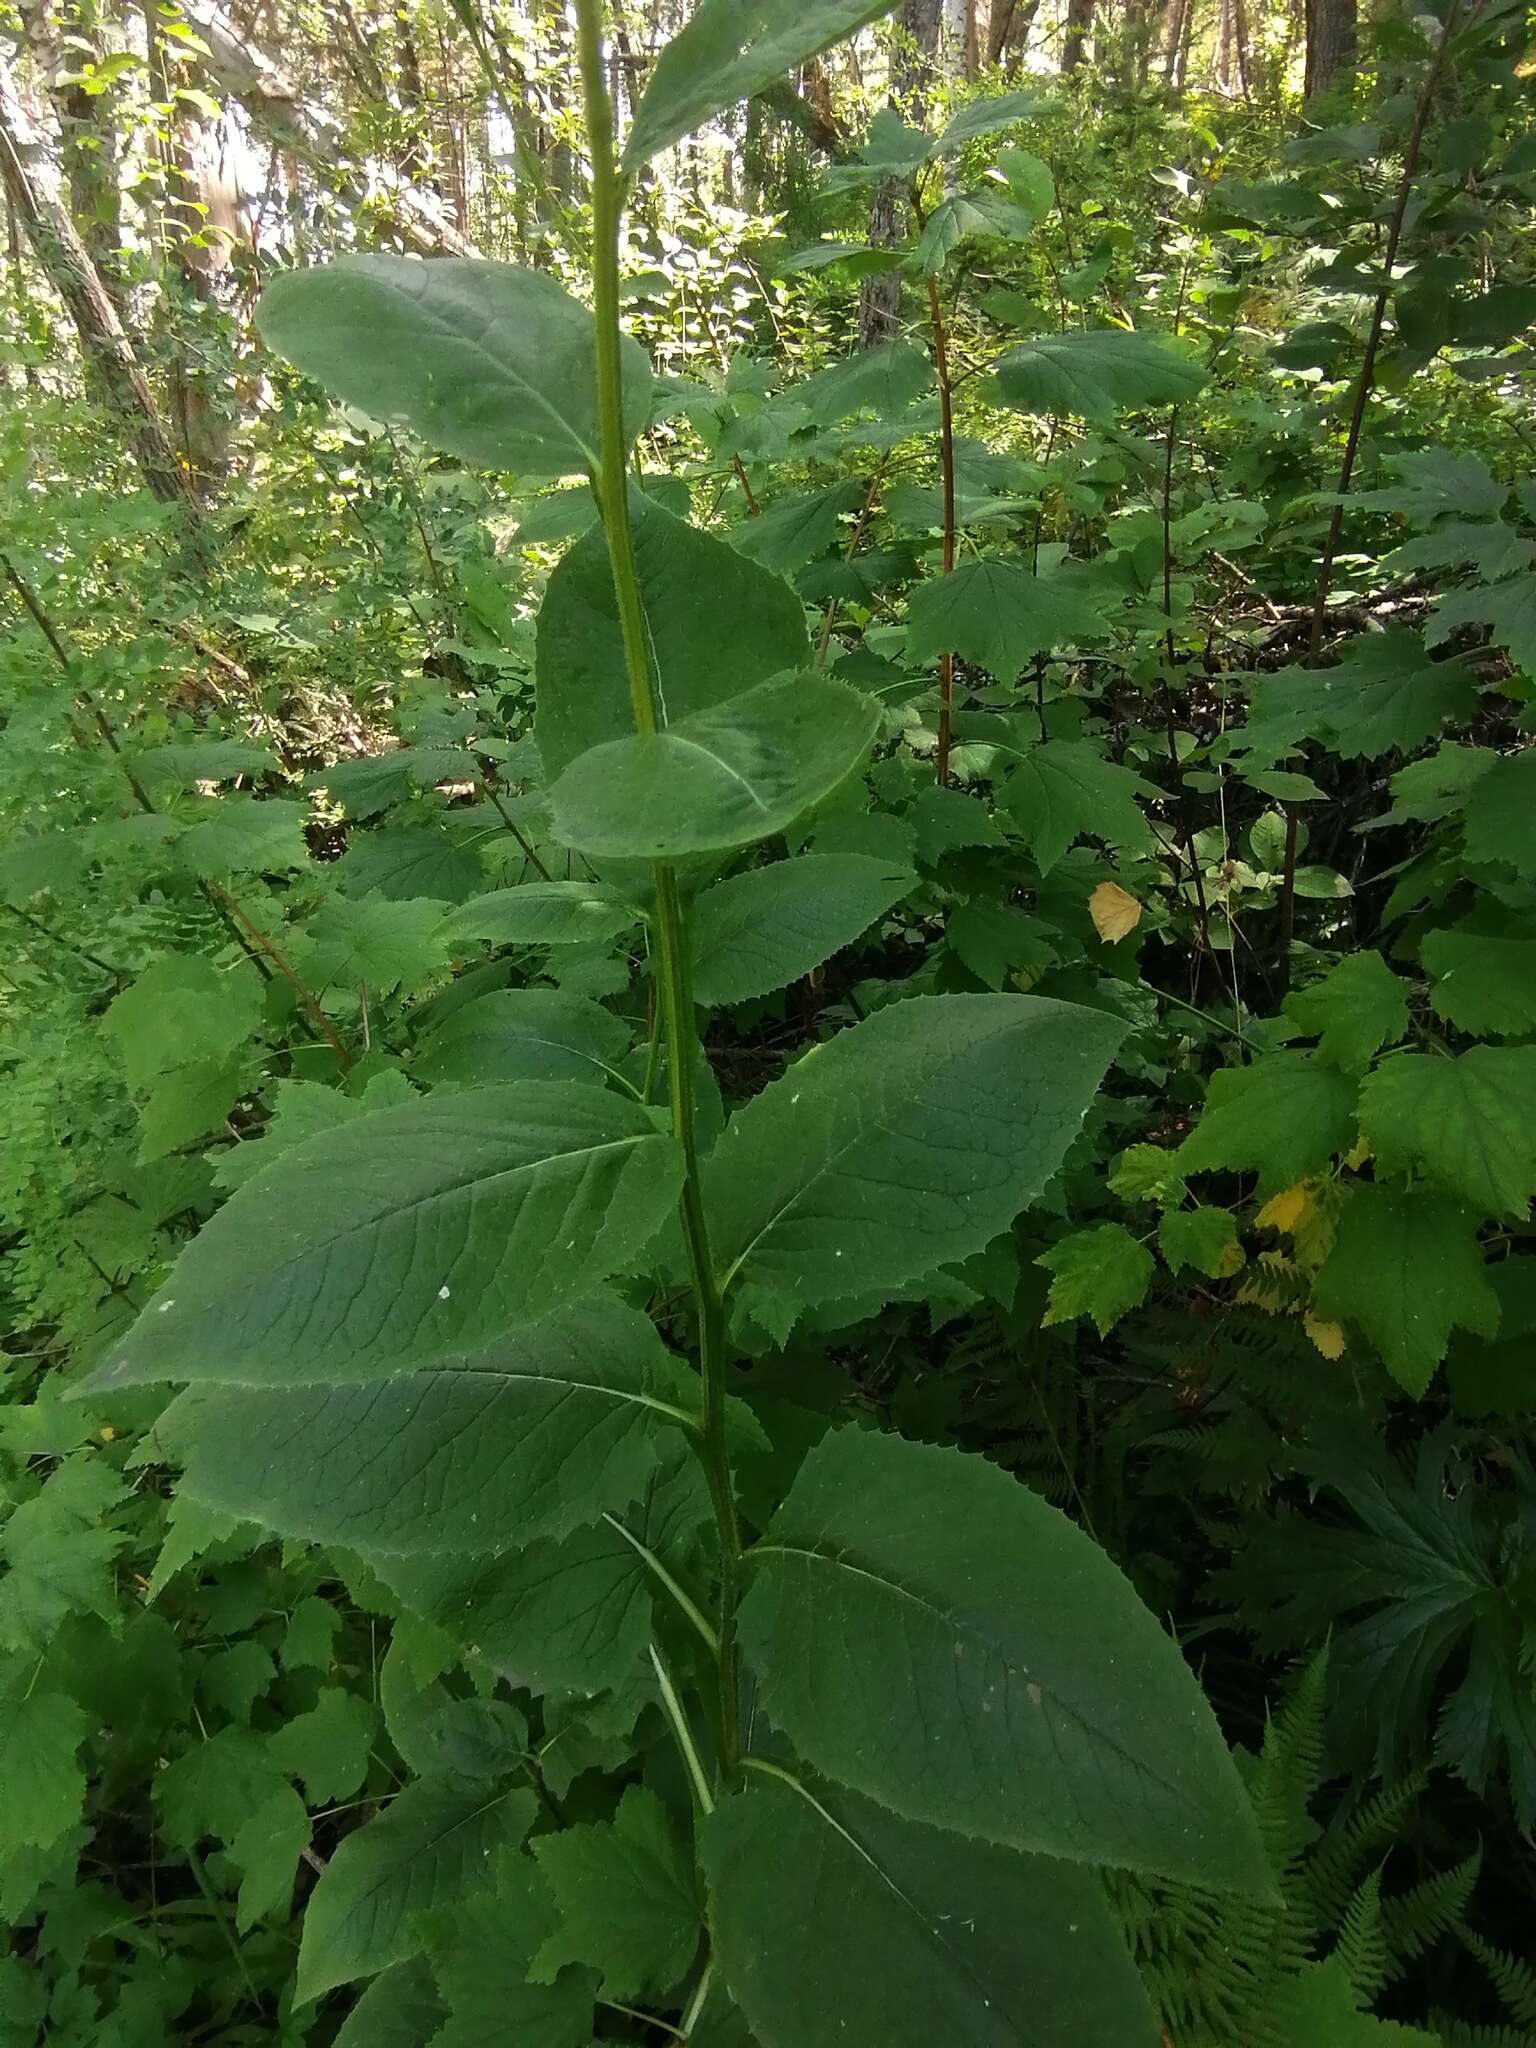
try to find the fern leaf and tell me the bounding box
[1463,1929,1536,2029]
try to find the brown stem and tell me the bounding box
[208,884,352,1071]
[2,901,126,981]
[731,452,761,516]
[484,781,553,882]
[927,274,958,787]
[1278,4,1460,991]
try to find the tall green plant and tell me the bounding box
[78,3,1271,2037]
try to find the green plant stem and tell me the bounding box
[925,273,958,786]
[575,0,742,1781]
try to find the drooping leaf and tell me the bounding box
[1431,574,1536,680]
[1158,1205,1244,1279]
[84,1088,681,1390]
[1178,1052,1358,1193]
[229,1785,310,1931]
[0,1691,87,1859]
[104,954,263,1092]
[915,190,1041,272]
[258,256,652,476]
[1243,631,1478,764]
[999,740,1156,874]
[1312,1187,1500,1395]
[739,1428,1266,1885]
[691,854,912,1006]
[933,89,1045,155]
[1038,1223,1157,1332]
[548,673,879,861]
[531,1786,701,2001]
[702,1770,1160,2048]
[623,0,898,169]
[907,561,1109,678]
[994,329,1206,418]
[730,480,866,574]
[296,1781,537,2003]
[155,1293,698,1555]
[535,498,811,777]
[332,1960,445,2048]
[708,995,1125,1322]
[337,823,487,905]
[1358,1048,1536,1218]
[442,883,642,949]
[786,339,934,426]
[1281,951,1411,1070]
[425,1851,597,2048]
[414,989,631,1088]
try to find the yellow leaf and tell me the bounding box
[1257,1183,1311,1236]
[1305,1314,1346,1360]
[1089,881,1143,944]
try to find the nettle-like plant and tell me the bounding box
[81,4,1271,2040]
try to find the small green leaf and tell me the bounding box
[531,1786,701,2001]
[934,90,1045,155]
[1000,741,1155,874]
[268,1688,376,1804]
[296,1781,537,2003]
[441,883,642,949]
[548,674,879,861]
[258,256,652,477]
[1312,1187,1500,1395]
[994,329,1206,418]
[908,561,1108,679]
[104,954,262,1092]
[738,1427,1266,1886]
[915,190,1041,272]
[426,1852,596,2048]
[1179,1052,1358,1193]
[702,1771,1160,2047]
[1282,951,1411,1071]
[623,0,898,169]
[692,855,912,1006]
[1359,1048,1536,1218]
[84,1088,681,1390]
[1158,1206,1244,1279]
[229,1785,310,1932]
[730,480,866,574]
[0,1692,87,1858]
[1039,1223,1156,1332]
[1461,747,1536,873]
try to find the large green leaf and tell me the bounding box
[258,256,651,477]
[535,498,811,778]
[1178,1051,1357,1194]
[1461,746,1536,873]
[739,1426,1267,1886]
[701,1770,1158,2048]
[414,990,632,1088]
[909,562,1110,680]
[332,1961,445,2048]
[548,673,879,861]
[1423,926,1536,1036]
[692,854,912,1007]
[1244,632,1478,764]
[441,883,642,949]
[786,339,934,427]
[730,480,866,575]
[623,0,897,169]
[1359,1047,1536,1218]
[998,739,1155,873]
[154,1294,697,1555]
[1313,1187,1500,1396]
[530,1785,701,2001]
[83,1087,681,1390]
[296,1781,535,2003]
[993,330,1205,418]
[707,994,1124,1320]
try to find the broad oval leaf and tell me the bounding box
[296,1780,535,2003]
[156,1294,698,1555]
[701,1770,1158,2048]
[692,854,913,1007]
[82,1086,681,1390]
[441,882,642,949]
[535,497,812,779]
[623,0,898,170]
[414,990,632,1089]
[257,255,652,477]
[738,1426,1270,1889]
[547,674,879,862]
[993,329,1206,418]
[707,993,1125,1317]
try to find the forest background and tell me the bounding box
[4,0,1536,2043]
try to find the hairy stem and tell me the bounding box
[574,0,742,1781]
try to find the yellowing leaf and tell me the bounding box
[1257,1184,1311,1236]
[1305,1315,1346,1360]
[1089,880,1144,943]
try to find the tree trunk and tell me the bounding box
[1304,0,1357,98]
[0,48,204,539]
[859,0,943,349]
[20,2,126,311]
[181,0,477,258]
[965,0,982,74]
[1063,0,1096,73]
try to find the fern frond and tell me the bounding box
[1435,2027,1536,2048]
[1331,1869,1389,2005]
[1247,1649,1328,1886]
[1462,1929,1536,2029]
[1380,1849,1482,1981]
[1305,1772,1427,1927]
